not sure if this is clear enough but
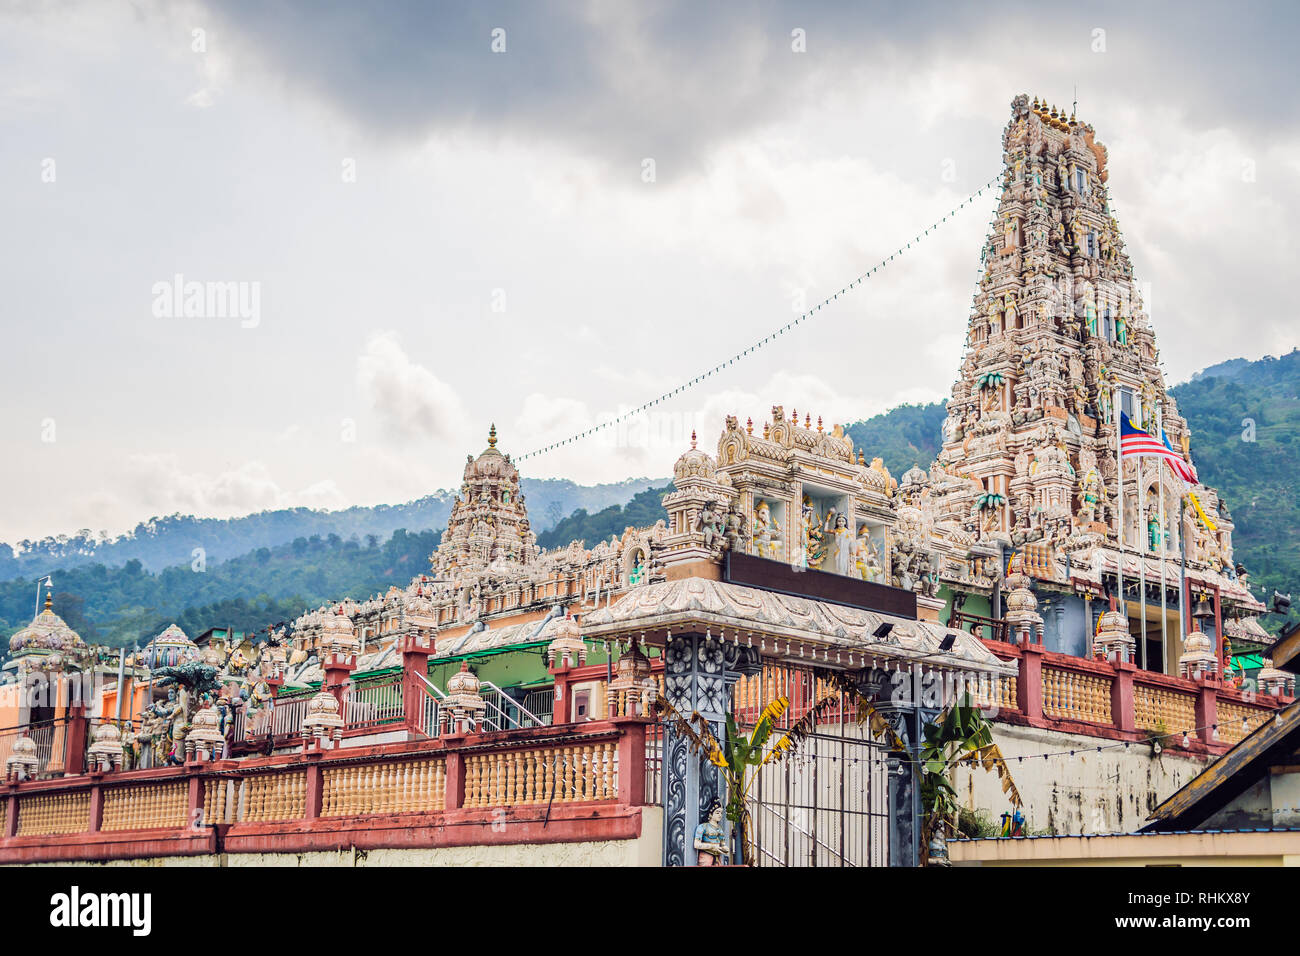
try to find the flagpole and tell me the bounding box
[1179,496,1188,652]
[1114,387,1125,645]
[1138,444,1148,670]
[1158,401,1168,675]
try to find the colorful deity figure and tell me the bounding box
[694,803,729,866]
[1148,512,1165,552]
[1115,313,1128,346]
[802,498,826,569]
[1083,295,1098,337]
[824,512,855,577]
[1222,638,1241,689]
[855,527,883,582]
[752,500,782,560]
[629,559,644,586]
[1077,468,1104,524]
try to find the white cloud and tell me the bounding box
[119,454,344,518]
[356,332,468,443]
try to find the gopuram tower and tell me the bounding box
[925,94,1266,675]
[432,424,539,576]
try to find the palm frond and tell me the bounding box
[954,742,1023,808]
[762,694,840,766]
[653,695,727,768]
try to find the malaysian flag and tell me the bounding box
[1120,412,1198,486]
[1161,428,1199,486]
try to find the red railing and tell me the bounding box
[0,717,654,864]
[980,638,1286,754]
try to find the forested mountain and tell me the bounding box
[1170,349,1300,631]
[0,529,441,651]
[0,476,663,580]
[535,483,675,550]
[843,402,949,478]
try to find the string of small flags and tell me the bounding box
[514,172,1003,462]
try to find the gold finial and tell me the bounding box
[690,430,697,450]
[487,423,498,448]
[44,589,53,611]
[762,422,770,439]
[857,450,866,466]
[746,416,753,435]
[804,413,811,429]
[791,407,798,424]
[817,416,823,433]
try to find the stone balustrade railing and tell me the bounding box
[0,718,653,865]
[981,639,1288,755]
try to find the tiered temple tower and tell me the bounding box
[925,94,1266,673]
[432,424,539,576]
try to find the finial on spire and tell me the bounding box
[817,416,823,433]
[44,589,52,611]
[746,416,753,435]
[487,423,497,448]
[690,430,697,449]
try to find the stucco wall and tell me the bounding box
[21,808,665,867]
[952,723,1209,835]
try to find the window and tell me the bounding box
[1076,169,1086,192]
[1120,388,1138,426]
[1087,231,1097,257]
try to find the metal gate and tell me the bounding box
[733,664,891,867]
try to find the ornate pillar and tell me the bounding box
[660,633,759,866]
[858,666,923,867]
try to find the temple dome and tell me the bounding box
[463,423,519,482]
[141,624,199,669]
[320,607,360,655]
[673,431,716,481]
[8,593,87,660]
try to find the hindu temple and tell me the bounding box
[0,94,1289,866]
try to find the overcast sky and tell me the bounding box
[2,0,1296,544]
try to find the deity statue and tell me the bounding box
[752,500,783,560]
[824,512,855,576]
[695,502,723,550]
[694,803,729,866]
[1144,513,1162,553]
[1077,469,1104,524]
[802,499,827,569]
[723,507,746,553]
[1097,385,1113,424]
[855,528,883,583]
